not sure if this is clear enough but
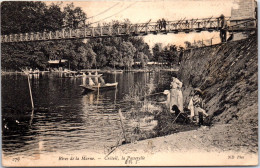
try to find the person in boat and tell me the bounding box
[99,77,106,86]
[188,88,208,126]
[88,77,95,86]
[94,71,99,84]
[94,76,99,85]
[82,75,86,85]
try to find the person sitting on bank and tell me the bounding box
[188,88,208,126]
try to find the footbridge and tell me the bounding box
[1,17,256,43]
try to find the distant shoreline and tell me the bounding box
[1,67,179,74]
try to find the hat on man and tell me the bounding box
[194,88,203,96]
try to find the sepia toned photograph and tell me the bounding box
[1,0,258,166]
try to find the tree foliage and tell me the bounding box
[1,1,64,34]
[63,3,86,29]
[1,1,184,71]
[151,43,181,66]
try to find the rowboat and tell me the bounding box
[80,82,118,92]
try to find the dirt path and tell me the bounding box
[112,123,258,166]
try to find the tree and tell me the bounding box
[43,3,64,31]
[78,44,96,69]
[152,43,163,62]
[184,41,192,49]
[121,42,136,69]
[63,3,86,29]
[1,1,90,71]
[1,1,47,34]
[166,45,178,66]
[178,46,184,64]
[137,52,149,68]
[128,37,152,62]
[104,46,119,67]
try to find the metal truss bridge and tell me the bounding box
[1,17,256,43]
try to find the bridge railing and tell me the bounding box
[1,17,257,43]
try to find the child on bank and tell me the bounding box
[188,88,208,126]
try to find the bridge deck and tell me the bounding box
[1,17,256,43]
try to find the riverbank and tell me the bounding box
[3,122,257,167]
[113,122,257,165]
[114,34,258,165]
[117,122,258,154]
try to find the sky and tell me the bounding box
[46,0,236,47]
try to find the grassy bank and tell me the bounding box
[116,34,258,156]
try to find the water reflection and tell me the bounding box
[2,71,176,157]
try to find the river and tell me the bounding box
[2,71,176,157]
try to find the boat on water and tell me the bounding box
[80,82,118,92]
[80,75,118,92]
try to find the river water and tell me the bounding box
[2,71,175,157]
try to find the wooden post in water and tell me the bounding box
[118,108,126,141]
[29,109,34,126]
[27,75,34,110]
[97,83,100,103]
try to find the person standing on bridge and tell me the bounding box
[219,14,227,43]
[161,18,167,31]
[157,19,162,30]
